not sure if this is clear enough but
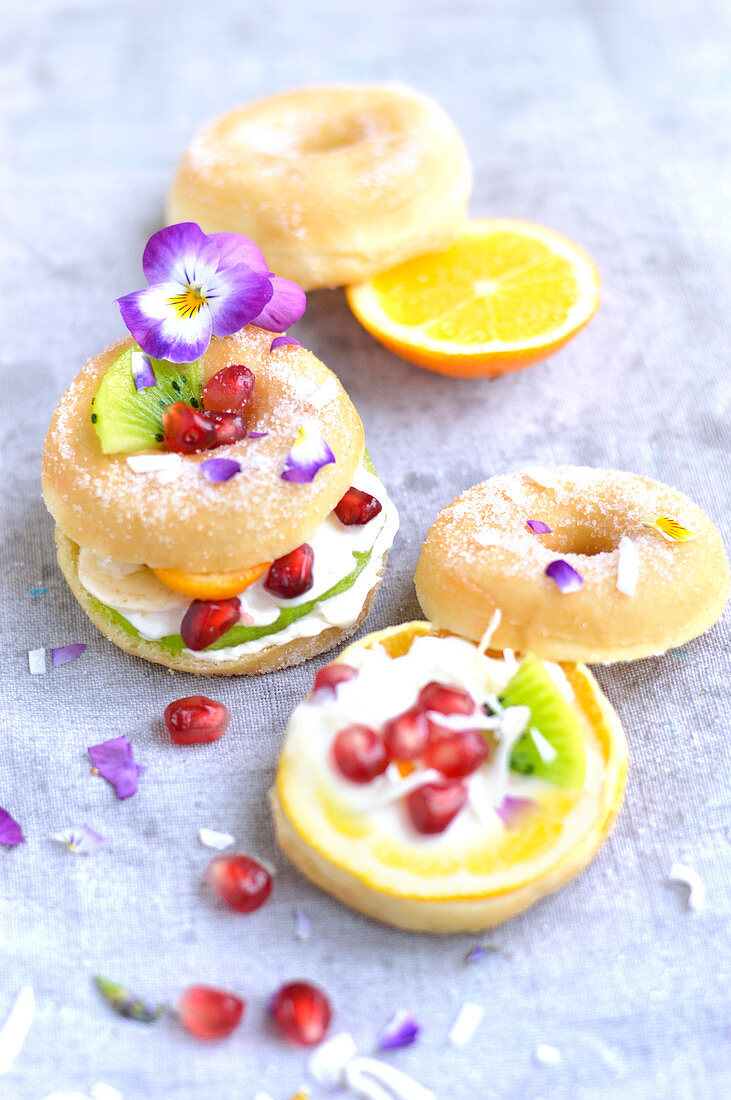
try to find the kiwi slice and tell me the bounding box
[500,657,587,790]
[91,345,204,454]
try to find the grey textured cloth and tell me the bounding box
[1,1,730,1098]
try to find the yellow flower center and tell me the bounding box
[168,285,207,319]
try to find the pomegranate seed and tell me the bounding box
[269,981,331,1046]
[382,707,429,760]
[417,681,476,716]
[179,985,244,1039]
[163,401,217,454]
[209,410,248,446]
[202,364,255,413]
[264,544,314,599]
[206,854,272,913]
[312,663,358,696]
[333,725,388,783]
[334,487,383,526]
[164,696,230,744]
[406,780,468,834]
[424,727,490,778]
[181,598,241,651]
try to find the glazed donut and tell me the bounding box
[167,85,472,291]
[42,326,399,674]
[415,467,730,663]
[271,622,628,933]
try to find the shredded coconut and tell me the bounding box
[448,1002,484,1048]
[668,863,706,910]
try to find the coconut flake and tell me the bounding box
[545,559,583,593]
[0,986,35,1074]
[308,1032,358,1087]
[616,536,639,596]
[530,727,558,763]
[668,863,706,910]
[130,351,156,390]
[472,526,505,548]
[198,828,235,850]
[28,648,46,675]
[447,1002,483,1048]
[293,907,312,941]
[345,1059,435,1100]
[378,1009,420,1050]
[308,376,340,408]
[126,453,185,482]
[91,1085,123,1100]
[534,1043,561,1065]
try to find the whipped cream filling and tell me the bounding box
[80,461,399,658]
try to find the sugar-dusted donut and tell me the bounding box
[167,85,472,291]
[271,622,628,933]
[415,467,729,663]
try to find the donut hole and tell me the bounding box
[541,523,619,558]
[238,113,373,157]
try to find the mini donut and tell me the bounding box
[167,85,472,291]
[415,467,730,663]
[42,326,399,674]
[271,622,628,933]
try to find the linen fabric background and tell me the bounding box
[1,1,729,1097]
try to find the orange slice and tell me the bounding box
[152,563,270,600]
[346,219,600,378]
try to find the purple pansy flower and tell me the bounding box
[88,735,145,800]
[0,807,24,847]
[117,224,306,364]
[281,424,336,484]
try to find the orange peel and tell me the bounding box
[152,562,270,600]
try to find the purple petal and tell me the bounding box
[526,519,552,535]
[205,264,273,337]
[88,736,145,801]
[118,285,213,364]
[254,276,307,332]
[545,559,583,593]
[0,807,24,847]
[496,796,535,828]
[142,222,211,284]
[51,643,86,667]
[378,1010,420,1051]
[200,457,241,483]
[130,351,157,391]
[248,430,269,439]
[53,824,105,855]
[281,425,336,484]
[270,335,302,351]
[293,907,312,941]
[205,232,269,274]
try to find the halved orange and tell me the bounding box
[346,219,600,378]
[152,562,270,600]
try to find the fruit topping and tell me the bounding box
[406,780,468,834]
[154,564,269,600]
[382,708,429,761]
[179,985,244,1039]
[312,663,358,696]
[264,544,314,599]
[269,981,332,1046]
[334,487,383,526]
[202,364,255,413]
[180,597,241,650]
[333,725,389,783]
[423,728,490,778]
[418,681,475,716]
[164,696,230,744]
[206,854,272,913]
[163,401,217,454]
[208,410,248,446]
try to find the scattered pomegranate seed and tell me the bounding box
[209,410,248,446]
[418,681,476,716]
[206,854,272,913]
[163,401,217,454]
[406,780,468,834]
[312,663,358,696]
[424,727,490,778]
[269,981,331,1046]
[333,725,389,783]
[264,544,314,599]
[164,696,230,744]
[202,364,255,413]
[180,598,241,651]
[382,707,429,760]
[334,486,383,526]
[179,985,244,1039]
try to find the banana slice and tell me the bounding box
[78,548,190,612]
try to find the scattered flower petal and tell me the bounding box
[94,976,163,1023]
[378,1009,420,1050]
[28,648,46,675]
[616,535,639,596]
[52,824,105,855]
[668,862,706,910]
[200,457,241,483]
[198,828,235,850]
[495,796,535,829]
[270,334,302,351]
[448,1002,483,1048]
[130,350,156,390]
[51,643,86,667]
[535,1043,561,1065]
[545,559,583,593]
[464,943,500,964]
[88,736,145,800]
[525,519,552,534]
[0,986,35,1074]
[248,430,269,439]
[255,276,306,332]
[644,515,697,542]
[0,808,24,847]
[294,907,312,941]
[281,424,335,484]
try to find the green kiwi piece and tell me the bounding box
[500,657,587,790]
[91,345,204,454]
